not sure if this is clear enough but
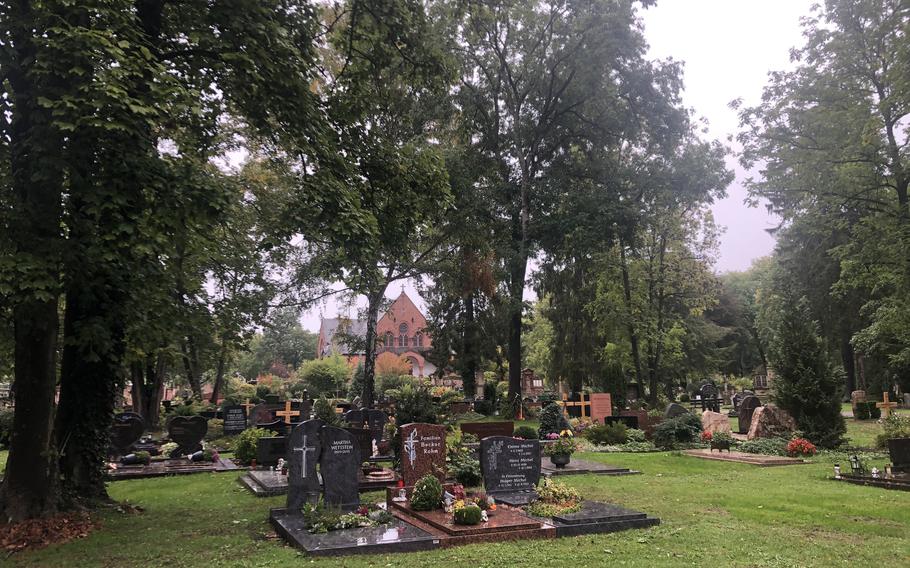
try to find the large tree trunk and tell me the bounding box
[461,291,477,398]
[210,342,229,404]
[361,289,384,408]
[841,332,856,400]
[618,241,643,388]
[0,3,65,519]
[506,203,528,404]
[180,338,203,400]
[132,355,166,428]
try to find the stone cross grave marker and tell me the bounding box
[110,413,145,455]
[738,395,761,435]
[287,419,324,509]
[876,392,899,419]
[319,425,361,511]
[222,405,247,435]
[167,415,207,457]
[399,423,447,486]
[480,436,541,496]
[241,398,256,417]
[276,400,300,424]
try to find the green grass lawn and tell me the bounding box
[9,449,909,567]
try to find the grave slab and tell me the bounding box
[541,458,640,476]
[106,457,240,480]
[536,501,660,538]
[269,507,439,556]
[238,468,400,498]
[833,473,910,491]
[682,449,808,466]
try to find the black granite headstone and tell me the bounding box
[343,409,365,427]
[257,436,288,466]
[738,395,762,434]
[287,419,324,509]
[110,413,145,455]
[167,415,207,457]
[365,409,388,444]
[319,425,361,512]
[222,405,247,435]
[345,427,373,461]
[480,436,541,495]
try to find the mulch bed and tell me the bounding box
[1,511,99,557]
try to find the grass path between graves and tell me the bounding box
[9,447,909,568]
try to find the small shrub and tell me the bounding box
[738,437,789,456]
[853,402,871,420]
[653,413,702,449]
[513,425,538,440]
[626,428,647,443]
[473,399,493,416]
[453,503,483,525]
[786,437,817,457]
[410,474,443,511]
[881,413,910,439]
[313,396,341,426]
[234,428,272,465]
[205,419,224,440]
[447,443,482,487]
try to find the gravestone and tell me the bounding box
[343,409,365,428]
[480,436,541,495]
[167,415,207,457]
[287,419,324,509]
[747,405,796,440]
[110,413,145,455]
[664,403,689,419]
[250,403,277,426]
[460,421,514,440]
[222,405,247,435]
[346,427,374,459]
[257,419,289,436]
[698,383,721,413]
[850,390,867,416]
[589,393,613,424]
[399,423,447,486]
[319,425,361,511]
[265,394,280,405]
[701,410,732,435]
[257,437,288,466]
[738,395,761,434]
[365,409,389,444]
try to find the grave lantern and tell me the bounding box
[833,464,841,479]
[885,464,893,478]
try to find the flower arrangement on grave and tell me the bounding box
[120,451,151,466]
[159,442,178,456]
[543,431,577,456]
[709,432,733,452]
[526,478,582,518]
[569,417,593,435]
[300,503,393,534]
[786,437,817,457]
[700,430,713,443]
[410,474,444,511]
[453,500,484,525]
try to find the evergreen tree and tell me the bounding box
[769,295,846,448]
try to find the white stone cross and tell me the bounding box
[293,435,318,479]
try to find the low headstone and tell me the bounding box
[287,419,324,509]
[460,421,514,440]
[589,393,613,424]
[222,405,247,435]
[399,423,447,486]
[747,405,797,440]
[738,395,761,434]
[319,425,361,511]
[480,436,541,496]
[167,415,207,457]
[257,437,288,466]
[664,403,689,419]
[110,413,145,455]
[701,410,732,435]
[257,419,290,436]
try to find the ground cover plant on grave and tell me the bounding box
[9,447,909,567]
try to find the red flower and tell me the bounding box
[700,431,713,443]
[786,438,816,457]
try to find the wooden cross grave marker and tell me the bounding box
[557,392,590,420]
[276,400,300,424]
[241,398,256,416]
[876,392,898,419]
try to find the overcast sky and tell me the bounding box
[299,0,816,331]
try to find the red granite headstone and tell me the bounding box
[399,422,447,486]
[589,393,613,424]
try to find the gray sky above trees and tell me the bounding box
[299,0,815,331]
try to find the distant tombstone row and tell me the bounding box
[285,419,361,512]
[343,408,389,446]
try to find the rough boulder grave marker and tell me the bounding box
[110,413,145,455]
[480,436,540,505]
[399,423,447,486]
[319,425,361,511]
[287,419,324,509]
[664,403,689,419]
[222,405,247,435]
[738,395,762,434]
[167,415,207,457]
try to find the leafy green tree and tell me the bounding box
[298,355,351,398]
[769,295,846,448]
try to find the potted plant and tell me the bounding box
[703,431,733,453]
[543,430,577,468]
[882,414,910,470]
